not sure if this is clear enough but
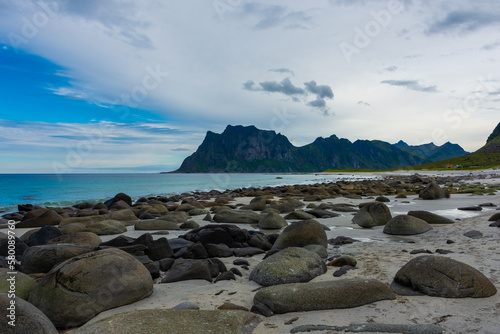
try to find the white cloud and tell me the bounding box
[0,0,499,171]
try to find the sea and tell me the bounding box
[0,173,375,212]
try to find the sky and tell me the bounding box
[0,0,499,173]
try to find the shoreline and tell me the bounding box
[1,170,499,333]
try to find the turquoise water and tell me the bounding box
[0,173,371,211]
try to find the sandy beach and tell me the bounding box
[1,170,499,334]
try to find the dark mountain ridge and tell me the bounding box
[175,125,468,173]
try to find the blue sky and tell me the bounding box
[1,0,500,173]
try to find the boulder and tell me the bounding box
[59,215,107,227]
[213,209,261,224]
[68,309,262,334]
[250,247,326,286]
[104,192,132,208]
[85,219,127,235]
[158,211,190,223]
[254,279,396,314]
[108,209,138,222]
[47,232,102,247]
[284,210,316,220]
[161,258,221,283]
[258,213,287,229]
[419,181,449,200]
[0,268,36,300]
[392,255,497,298]
[305,209,340,218]
[383,215,432,235]
[134,219,180,230]
[352,202,392,228]
[16,210,62,228]
[267,220,327,257]
[488,212,500,221]
[0,237,28,261]
[59,223,87,235]
[407,210,454,224]
[26,225,63,246]
[28,248,153,329]
[21,243,97,274]
[240,197,267,211]
[0,294,58,334]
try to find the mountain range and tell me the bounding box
[175,125,469,172]
[413,121,500,169]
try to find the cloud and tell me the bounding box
[304,80,334,99]
[243,76,334,114]
[381,80,438,93]
[241,3,313,30]
[384,66,398,72]
[481,41,500,50]
[426,10,500,35]
[248,78,306,96]
[268,68,295,76]
[357,101,371,106]
[171,148,190,152]
[61,0,153,48]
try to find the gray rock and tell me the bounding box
[267,220,327,257]
[28,248,153,329]
[303,244,328,259]
[0,293,58,334]
[258,213,287,229]
[383,215,432,235]
[134,219,180,230]
[16,210,63,228]
[488,212,500,221]
[161,258,217,283]
[213,209,261,224]
[250,247,327,286]
[407,211,454,224]
[284,210,316,220]
[327,255,357,267]
[419,182,449,200]
[85,219,127,235]
[172,301,200,310]
[254,279,396,314]
[68,309,262,334]
[47,232,102,247]
[463,230,483,239]
[352,202,392,228]
[21,243,97,274]
[392,255,497,298]
[158,211,189,223]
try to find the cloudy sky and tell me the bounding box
[1,0,499,173]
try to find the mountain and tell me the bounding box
[175,125,468,173]
[410,121,500,169]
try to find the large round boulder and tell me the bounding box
[258,213,287,230]
[16,209,63,228]
[85,220,127,235]
[250,247,326,286]
[28,248,153,329]
[21,244,98,274]
[254,279,396,314]
[266,220,327,257]
[47,232,102,247]
[383,215,432,235]
[392,255,497,298]
[407,210,455,224]
[419,181,449,200]
[0,294,58,334]
[68,309,262,334]
[352,202,392,228]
